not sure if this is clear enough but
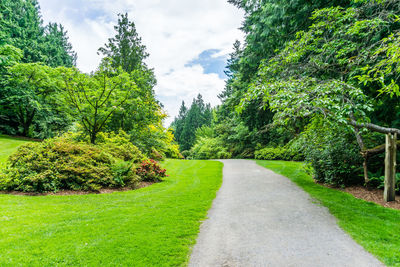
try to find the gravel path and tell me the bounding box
[189,160,383,267]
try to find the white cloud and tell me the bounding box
[157,65,225,119]
[38,0,244,125]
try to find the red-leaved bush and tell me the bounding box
[135,159,167,182]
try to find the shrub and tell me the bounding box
[112,160,140,188]
[96,131,145,162]
[0,133,146,193]
[135,159,167,182]
[130,125,181,160]
[217,151,232,159]
[149,148,164,161]
[164,143,183,159]
[255,147,287,160]
[181,150,191,159]
[302,119,363,186]
[238,148,255,159]
[255,144,305,161]
[284,138,306,161]
[190,137,232,159]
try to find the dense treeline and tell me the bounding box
[178,0,400,190]
[0,0,179,159]
[171,94,212,152]
[0,0,76,137]
[0,0,76,66]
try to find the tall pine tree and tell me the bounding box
[0,0,76,66]
[172,94,212,151]
[98,13,149,73]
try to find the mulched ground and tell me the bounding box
[0,181,156,196]
[341,186,400,210]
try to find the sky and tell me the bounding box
[38,0,244,125]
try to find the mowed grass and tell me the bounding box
[0,135,31,164]
[257,160,400,267]
[0,159,223,266]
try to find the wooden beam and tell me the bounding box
[384,133,397,202]
[361,141,400,158]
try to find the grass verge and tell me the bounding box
[256,160,400,266]
[0,159,223,266]
[0,135,31,164]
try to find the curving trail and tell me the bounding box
[189,160,383,267]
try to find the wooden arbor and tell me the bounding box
[349,120,399,202]
[384,133,397,202]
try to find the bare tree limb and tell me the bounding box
[349,119,400,135]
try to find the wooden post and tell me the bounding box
[384,133,397,202]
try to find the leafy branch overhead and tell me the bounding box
[240,1,400,135]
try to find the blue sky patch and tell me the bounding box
[186,49,228,79]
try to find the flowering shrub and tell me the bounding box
[136,159,167,182]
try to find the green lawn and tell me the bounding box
[257,160,400,267]
[0,159,223,266]
[0,135,31,164]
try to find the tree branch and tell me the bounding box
[349,119,400,135]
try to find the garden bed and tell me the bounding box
[0,181,157,196]
[343,186,400,210]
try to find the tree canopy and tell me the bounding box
[171,94,212,151]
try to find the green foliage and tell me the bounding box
[41,22,77,67]
[214,0,353,156]
[242,2,400,130]
[97,13,177,157]
[283,138,306,162]
[233,1,400,186]
[0,132,145,193]
[0,0,44,63]
[0,1,178,167]
[95,131,145,162]
[241,78,372,127]
[214,118,257,158]
[195,125,214,139]
[254,145,304,161]
[59,64,138,144]
[181,150,191,159]
[98,13,149,73]
[255,147,287,160]
[0,62,71,138]
[368,173,400,193]
[130,123,181,160]
[171,95,212,151]
[0,45,22,73]
[0,1,76,138]
[0,0,76,65]
[301,119,363,186]
[190,137,232,160]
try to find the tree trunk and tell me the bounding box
[384,133,397,202]
[352,124,369,184]
[90,132,96,144]
[363,159,369,184]
[22,124,29,137]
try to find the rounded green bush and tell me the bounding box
[0,133,145,193]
